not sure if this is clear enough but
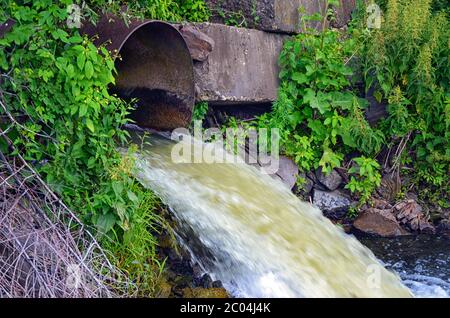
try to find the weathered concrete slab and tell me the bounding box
[205,0,326,34]
[191,23,288,104]
[332,0,357,28]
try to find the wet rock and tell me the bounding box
[313,189,352,219]
[198,274,213,288]
[156,280,173,298]
[275,156,299,190]
[353,208,410,237]
[182,287,229,298]
[178,24,215,62]
[393,200,435,234]
[315,168,343,191]
[212,280,224,288]
[437,218,450,232]
[308,171,327,191]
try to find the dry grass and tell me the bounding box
[0,145,136,298]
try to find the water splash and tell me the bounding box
[127,133,412,298]
[361,235,450,298]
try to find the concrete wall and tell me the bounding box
[205,0,327,34]
[191,23,289,104]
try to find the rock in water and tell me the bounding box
[275,156,299,190]
[353,208,410,237]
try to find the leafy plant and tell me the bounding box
[345,156,382,204]
[191,101,209,124]
[87,0,210,22]
[362,0,449,202]
[258,1,383,176]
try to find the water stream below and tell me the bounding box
[125,132,447,298]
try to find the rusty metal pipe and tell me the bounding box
[82,15,195,130]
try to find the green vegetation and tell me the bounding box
[191,101,209,125]
[87,0,210,22]
[255,1,384,185]
[362,0,449,206]
[0,0,209,296]
[231,0,449,212]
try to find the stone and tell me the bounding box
[198,273,213,288]
[315,167,343,191]
[178,24,215,62]
[353,208,410,237]
[205,0,327,34]
[331,0,357,28]
[191,23,288,104]
[376,172,401,202]
[275,156,299,190]
[182,287,229,298]
[365,82,388,125]
[0,18,15,38]
[313,189,352,219]
[298,172,314,194]
[393,200,435,234]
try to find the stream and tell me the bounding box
[361,235,450,298]
[125,131,448,298]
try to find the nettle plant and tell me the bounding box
[260,2,384,185]
[363,0,449,197]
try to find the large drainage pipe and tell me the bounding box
[82,15,195,131]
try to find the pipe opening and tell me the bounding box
[84,18,195,131]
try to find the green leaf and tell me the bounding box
[86,118,95,132]
[96,213,117,234]
[77,53,86,70]
[112,181,124,197]
[85,60,94,79]
[127,190,139,203]
[292,72,308,84]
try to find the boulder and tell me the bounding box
[205,0,327,34]
[275,156,299,190]
[191,23,288,104]
[313,189,352,219]
[394,200,435,234]
[353,208,410,237]
[316,168,343,191]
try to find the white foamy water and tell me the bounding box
[362,236,450,298]
[126,133,412,298]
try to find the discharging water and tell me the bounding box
[126,132,412,298]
